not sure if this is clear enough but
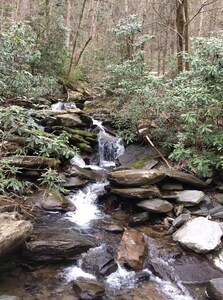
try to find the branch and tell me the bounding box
[186,0,221,26]
[145,135,172,169]
[143,21,184,40]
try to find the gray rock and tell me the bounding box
[137,199,173,213]
[129,212,149,226]
[70,165,106,181]
[61,177,89,189]
[73,277,105,300]
[176,190,205,206]
[111,186,161,199]
[41,190,75,212]
[206,278,223,300]
[56,113,83,127]
[102,224,124,233]
[82,245,117,277]
[108,169,165,187]
[117,144,159,168]
[161,183,183,191]
[166,213,191,234]
[213,193,223,205]
[173,217,222,253]
[160,168,207,188]
[23,232,95,262]
[0,218,33,258]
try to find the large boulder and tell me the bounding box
[176,190,205,207]
[111,186,161,199]
[117,230,147,271]
[0,216,33,258]
[108,169,165,187]
[26,189,75,212]
[137,199,173,213]
[173,217,223,253]
[206,278,223,300]
[23,231,95,262]
[82,245,117,277]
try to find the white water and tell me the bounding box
[65,181,108,227]
[51,101,77,111]
[64,258,96,282]
[105,263,137,290]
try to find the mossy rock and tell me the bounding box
[133,158,150,168]
[77,143,92,153]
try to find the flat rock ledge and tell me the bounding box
[23,233,95,262]
[0,216,33,258]
[173,217,222,253]
[108,169,165,187]
[176,190,205,207]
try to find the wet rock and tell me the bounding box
[27,190,75,212]
[61,177,89,189]
[172,254,223,284]
[41,190,75,212]
[173,217,223,253]
[55,113,83,127]
[70,165,106,181]
[161,183,183,191]
[102,224,124,233]
[82,245,117,277]
[73,277,105,300]
[23,232,95,262]
[137,199,173,213]
[206,278,223,300]
[0,217,33,258]
[176,190,205,207]
[129,212,149,226]
[213,193,223,205]
[108,169,165,187]
[117,230,147,271]
[111,282,167,300]
[166,213,191,235]
[160,168,207,188]
[111,186,161,199]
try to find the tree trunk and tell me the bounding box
[66,0,87,81]
[176,0,189,73]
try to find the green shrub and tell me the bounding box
[0,22,57,100]
[168,36,223,176]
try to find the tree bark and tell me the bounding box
[66,0,87,80]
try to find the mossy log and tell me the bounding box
[0,156,60,169]
[77,143,92,153]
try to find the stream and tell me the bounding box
[0,113,221,299]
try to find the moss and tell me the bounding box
[133,157,151,169]
[77,143,92,153]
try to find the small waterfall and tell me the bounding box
[65,119,124,227]
[51,101,77,110]
[93,119,125,167]
[65,181,108,227]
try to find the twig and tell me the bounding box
[145,135,172,169]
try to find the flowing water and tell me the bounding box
[61,119,197,300]
[0,112,211,299]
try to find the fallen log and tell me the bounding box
[0,156,60,169]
